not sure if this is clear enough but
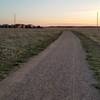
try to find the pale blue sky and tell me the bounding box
[0,0,100,25]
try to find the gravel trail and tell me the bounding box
[0,31,100,100]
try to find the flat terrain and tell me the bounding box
[72,29,100,89]
[0,28,61,79]
[0,31,100,100]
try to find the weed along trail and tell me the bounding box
[0,31,100,100]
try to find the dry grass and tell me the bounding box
[0,28,62,80]
[72,28,100,89]
[73,28,100,43]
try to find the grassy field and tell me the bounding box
[72,28,100,89]
[0,28,62,80]
[73,28,100,44]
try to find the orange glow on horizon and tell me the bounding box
[0,10,99,26]
[0,17,97,26]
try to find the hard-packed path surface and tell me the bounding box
[0,31,100,100]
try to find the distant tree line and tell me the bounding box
[0,24,42,28]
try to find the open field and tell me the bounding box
[73,28,100,43]
[0,27,100,89]
[72,28,100,89]
[1,31,100,99]
[0,28,62,80]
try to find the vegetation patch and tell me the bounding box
[0,28,62,80]
[72,31,100,89]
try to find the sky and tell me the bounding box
[0,0,100,26]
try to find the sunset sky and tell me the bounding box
[0,0,100,26]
